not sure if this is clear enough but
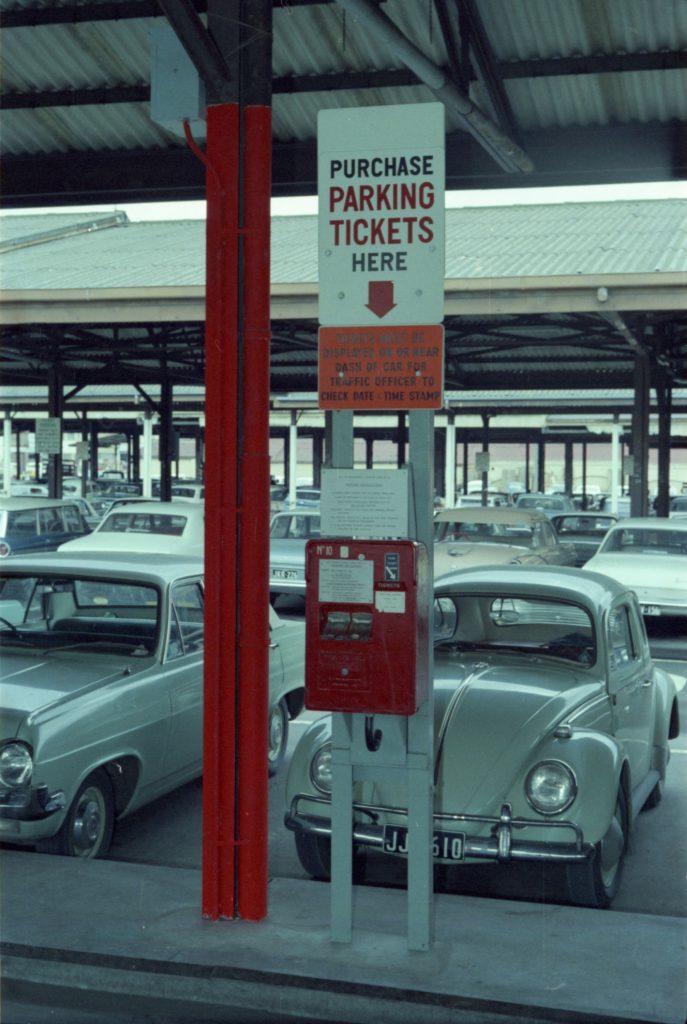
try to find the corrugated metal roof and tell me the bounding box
[1,0,686,203]
[1,198,685,290]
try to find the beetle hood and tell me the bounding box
[434,660,601,811]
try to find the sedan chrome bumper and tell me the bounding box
[0,784,66,821]
[286,793,593,864]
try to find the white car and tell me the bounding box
[58,501,204,556]
[433,507,577,577]
[585,517,687,618]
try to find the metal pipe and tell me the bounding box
[335,0,533,174]
[201,102,240,920]
[237,103,272,922]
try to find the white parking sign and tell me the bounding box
[318,104,445,327]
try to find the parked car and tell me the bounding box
[171,482,205,502]
[455,491,509,508]
[514,493,576,517]
[0,552,305,858]
[90,480,143,517]
[285,565,679,908]
[433,507,577,577]
[0,497,92,558]
[269,509,321,602]
[58,501,204,556]
[60,495,101,529]
[281,487,321,509]
[585,517,687,618]
[551,512,618,566]
[10,480,49,497]
[669,496,687,516]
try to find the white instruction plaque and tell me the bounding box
[321,468,409,538]
[319,558,374,604]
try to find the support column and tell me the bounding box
[328,410,355,945]
[201,0,273,924]
[564,440,573,495]
[141,413,154,499]
[288,411,298,506]
[630,351,651,517]
[89,424,98,483]
[655,367,672,518]
[313,430,324,486]
[444,411,456,507]
[158,380,174,502]
[537,439,545,493]
[480,413,490,505]
[3,415,12,494]
[47,367,63,498]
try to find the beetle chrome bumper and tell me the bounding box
[286,794,593,864]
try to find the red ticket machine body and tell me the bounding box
[304,539,430,715]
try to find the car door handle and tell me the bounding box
[269,641,279,650]
[641,678,653,688]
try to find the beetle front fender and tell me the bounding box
[511,730,626,847]
[285,714,332,808]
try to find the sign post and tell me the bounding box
[317,102,444,950]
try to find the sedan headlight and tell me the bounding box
[0,742,33,788]
[525,760,576,815]
[310,743,332,794]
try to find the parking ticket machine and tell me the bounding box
[304,539,429,716]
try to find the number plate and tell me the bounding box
[640,604,661,616]
[271,569,299,580]
[382,824,465,861]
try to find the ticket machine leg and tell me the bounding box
[330,711,353,943]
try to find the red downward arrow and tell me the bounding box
[366,280,396,319]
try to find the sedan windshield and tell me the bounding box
[434,593,595,666]
[0,573,160,653]
[434,520,534,547]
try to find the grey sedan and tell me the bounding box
[269,509,321,602]
[0,552,304,858]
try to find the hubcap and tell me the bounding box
[269,705,285,761]
[72,787,106,855]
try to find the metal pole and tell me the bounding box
[237,102,272,921]
[202,101,240,920]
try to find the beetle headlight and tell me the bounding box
[525,760,576,815]
[0,742,33,788]
[310,743,332,794]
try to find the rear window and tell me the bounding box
[98,512,188,536]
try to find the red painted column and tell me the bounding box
[237,104,272,920]
[202,102,240,919]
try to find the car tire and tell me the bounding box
[294,831,366,883]
[36,768,115,859]
[268,699,289,777]
[564,786,628,909]
[642,774,664,810]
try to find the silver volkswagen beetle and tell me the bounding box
[285,565,679,908]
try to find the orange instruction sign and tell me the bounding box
[318,324,444,410]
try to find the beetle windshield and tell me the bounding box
[434,593,595,666]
